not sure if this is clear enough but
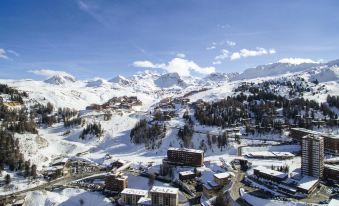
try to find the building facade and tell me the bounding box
[150,186,179,206]
[301,135,324,178]
[290,128,339,156]
[120,188,148,206]
[105,174,128,193]
[167,148,204,167]
[324,164,339,182]
[253,166,288,182]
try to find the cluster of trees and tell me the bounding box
[0,131,37,178]
[0,90,38,134]
[194,97,248,128]
[31,103,82,128]
[31,102,57,126]
[206,132,230,150]
[178,123,194,148]
[0,84,28,103]
[271,164,289,173]
[327,95,339,109]
[234,78,316,98]
[64,117,83,128]
[79,122,104,139]
[130,119,166,149]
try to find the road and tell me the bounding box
[228,170,251,206]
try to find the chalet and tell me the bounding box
[44,157,71,179]
[112,159,128,169]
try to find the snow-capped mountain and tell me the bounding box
[234,59,339,81]
[108,75,131,86]
[154,72,188,88]
[203,72,239,84]
[44,74,76,85]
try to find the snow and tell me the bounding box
[121,188,148,196]
[296,176,319,191]
[150,186,179,194]
[213,172,230,179]
[329,198,339,206]
[254,166,288,179]
[240,188,307,206]
[1,59,339,202]
[277,58,319,65]
[23,188,112,206]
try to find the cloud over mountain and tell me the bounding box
[133,57,215,76]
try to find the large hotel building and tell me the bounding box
[166,147,204,167]
[301,135,324,178]
[290,128,339,156]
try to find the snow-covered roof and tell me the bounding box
[245,151,294,158]
[324,164,339,171]
[213,172,230,180]
[138,197,152,205]
[179,171,195,176]
[121,188,148,196]
[168,147,204,154]
[254,166,288,179]
[51,157,69,165]
[150,186,179,195]
[291,128,339,139]
[113,159,128,164]
[297,176,319,191]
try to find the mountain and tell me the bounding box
[44,74,76,85]
[234,59,339,81]
[235,62,318,80]
[86,78,111,88]
[308,66,339,83]
[154,72,188,88]
[203,72,239,84]
[108,75,131,86]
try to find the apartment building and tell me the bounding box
[301,135,324,178]
[166,147,204,167]
[120,188,148,206]
[150,186,179,206]
[105,174,128,193]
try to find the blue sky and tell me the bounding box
[0,0,339,79]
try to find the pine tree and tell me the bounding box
[5,174,11,185]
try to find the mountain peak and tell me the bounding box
[44,73,76,85]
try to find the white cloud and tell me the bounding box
[206,45,216,50]
[29,69,74,78]
[278,58,319,65]
[176,53,186,58]
[226,40,236,47]
[212,61,222,65]
[133,58,215,76]
[7,49,20,57]
[230,47,276,60]
[269,49,276,54]
[215,49,229,60]
[133,61,165,68]
[77,0,107,26]
[0,48,8,59]
[230,52,241,60]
